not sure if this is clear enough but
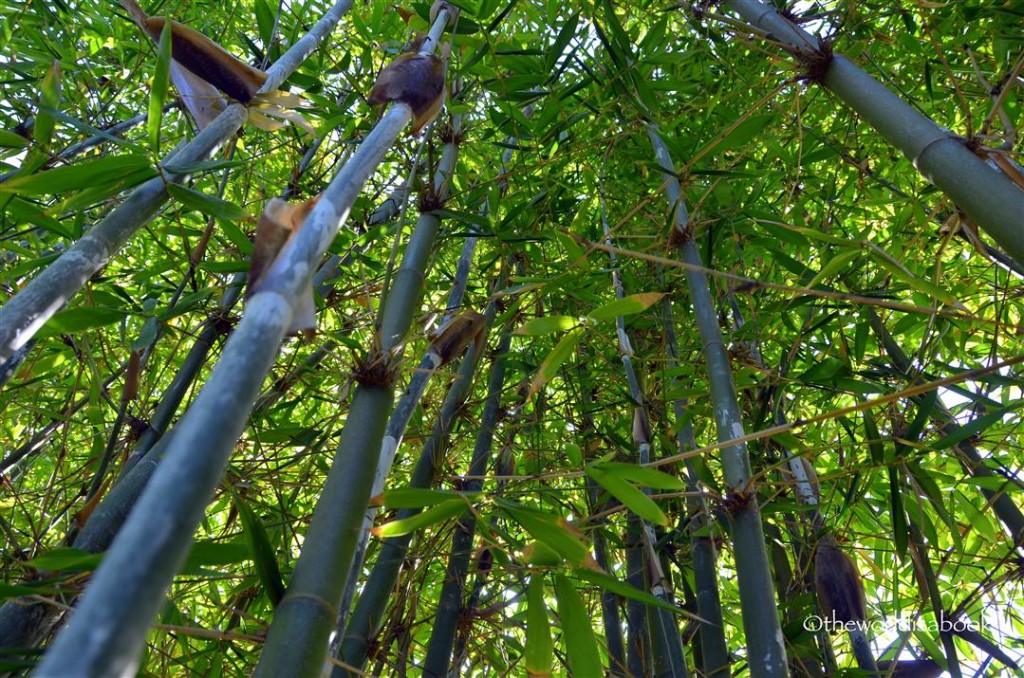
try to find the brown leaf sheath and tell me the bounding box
[814,533,868,624]
[368,53,447,134]
[145,18,267,103]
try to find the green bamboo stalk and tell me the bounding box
[33,15,448,678]
[648,124,788,677]
[421,323,511,677]
[721,0,1024,266]
[255,15,458,674]
[725,289,832,674]
[906,520,963,678]
[625,515,651,676]
[333,299,495,677]
[578,383,628,675]
[663,298,731,678]
[1,130,319,654]
[599,190,690,676]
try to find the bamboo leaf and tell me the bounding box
[524,541,563,566]
[372,499,467,538]
[497,500,591,567]
[804,248,861,290]
[587,466,668,526]
[870,249,963,308]
[167,183,246,221]
[23,548,102,573]
[183,542,250,571]
[0,154,154,195]
[231,492,285,607]
[254,0,275,48]
[0,129,29,149]
[148,20,173,151]
[932,406,1017,451]
[39,307,128,336]
[516,316,577,335]
[575,569,683,614]
[889,468,908,559]
[701,113,774,158]
[376,488,478,509]
[958,494,996,540]
[863,408,885,463]
[553,575,603,677]
[34,60,61,152]
[588,460,685,490]
[587,292,665,321]
[528,326,585,398]
[525,575,554,677]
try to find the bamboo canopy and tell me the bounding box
[1,1,1022,676]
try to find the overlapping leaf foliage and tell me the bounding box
[1,0,1022,675]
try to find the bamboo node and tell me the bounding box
[353,348,399,386]
[668,219,694,248]
[720,485,756,514]
[790,38,834,84]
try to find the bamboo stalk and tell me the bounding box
[598,185,690,677]
[254,13,458,676]
[421,321,511,677]
[664,297,732,677]
[332,303,493,677]
[648,124,789,677]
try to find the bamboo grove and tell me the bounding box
[0,0,1022,675]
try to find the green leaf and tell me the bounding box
[575,569,683,614]
[804,248,861,290]
[231,492,285,607]
[547,15,579,70]
[863,408,885,464]
[0,129,29,149]
[702,113,774,158]
[958,493,996,541]
[373,499,467,538]
[167,183,246,221]
[564,442,582,467]
[587,467,668,526]
[870,249,962,308]
[183,541,250,572]
[525,575,554,677]
[516,316,577,335]
[588,461,685,490]
[34,60,61,151]
[254,0,275,48]
[23,548,101,572]
[496,500,591,567]
[554,575,603,677]
[0,154,154,195]
[379,488,479,509]
[39,307,128,336]
[524,541,563,567]
[587,293,665,322]
[932,406,1017,451]
[130,316,160,352]
[888,468,908,559]
[529,326,585,398]
[148,20,173,151]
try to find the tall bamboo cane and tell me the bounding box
[254,11,459,675]
[648,124,789,677]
